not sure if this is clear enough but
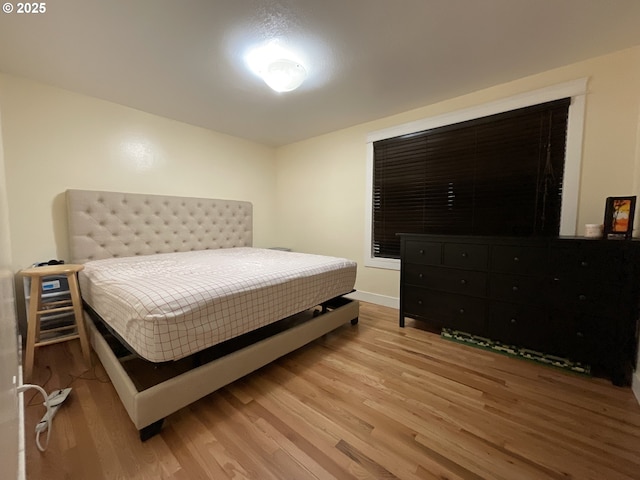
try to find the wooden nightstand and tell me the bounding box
[20,264,91,380]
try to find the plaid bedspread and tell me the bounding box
[79,248,357,362]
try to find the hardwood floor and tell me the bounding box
[24,302,640,479]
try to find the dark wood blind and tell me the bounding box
[372,98,571,258]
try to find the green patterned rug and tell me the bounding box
[441,328,591,376]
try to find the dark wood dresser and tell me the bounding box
[399,234,640,385]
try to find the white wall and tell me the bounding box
[0,99,20,479]
[0,74,279,273]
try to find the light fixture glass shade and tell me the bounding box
[261,59,307,92]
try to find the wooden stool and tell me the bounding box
[21,264,91,380]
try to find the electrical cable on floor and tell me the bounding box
[19,353,105,454]
[25,366,52,407]
[64,362,110,386]
[17,383,52,452]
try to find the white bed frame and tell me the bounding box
[66,189,359,439]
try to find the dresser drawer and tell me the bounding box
[403,287,486,335]
[488,302,547,352]
[488,273,546,304]
[443,243,488,270]
[546,310,611,364]
[404,241,442,265]
[550,245,624,280]
[404,264,487,296]
[547,277,622,315]
[403,287,443,325]
[491,245,548,274]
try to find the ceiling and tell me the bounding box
[1,1,640,147]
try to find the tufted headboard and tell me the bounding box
[66,189,253,264]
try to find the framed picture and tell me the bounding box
[603,196,636,239]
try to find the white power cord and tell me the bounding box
[17,384,70,452]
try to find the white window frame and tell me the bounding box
[364,78,588,270]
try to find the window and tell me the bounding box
[364,79,587,269]
[373,98,570,259]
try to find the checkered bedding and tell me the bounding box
[79,247,357,362]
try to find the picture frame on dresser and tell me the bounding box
[603,196,636,239]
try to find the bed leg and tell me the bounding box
[350,317,359,325]
[139,418,164,441]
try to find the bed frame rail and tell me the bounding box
[86,299,359,440]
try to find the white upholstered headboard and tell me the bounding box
[66,189,253,263]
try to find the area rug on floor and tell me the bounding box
[441,328,591,376]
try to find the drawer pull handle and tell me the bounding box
[459,308,465,314]
[512,286,519,292]
[510,318,517,324]
[581,261,588,267]
[461,252,468,258]
[418,300,423,305]
[460,279,467,285]
[418,273,423,279]
[419,249,425,255]
[576,331,584,338]
[513,256,520,262]
[578,294,587,301]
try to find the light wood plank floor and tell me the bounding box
[24,302,640,479]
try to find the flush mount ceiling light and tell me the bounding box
[245,41,308,93]
[261,59,307,92]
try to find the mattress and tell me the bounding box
[79,247,357,362]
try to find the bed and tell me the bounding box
[66,189,359,440]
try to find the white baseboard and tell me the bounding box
[345,290,399,309]
[633,370,640,406]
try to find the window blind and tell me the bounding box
[372,98,571,259]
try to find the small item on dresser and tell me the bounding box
[584,224,603,238]
[603,195,636,239]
